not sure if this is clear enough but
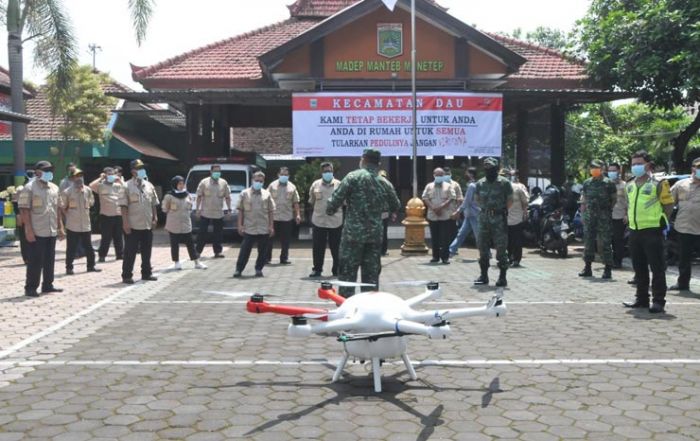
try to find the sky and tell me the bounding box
[0,0,591,90]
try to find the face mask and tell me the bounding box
[444,176,452,183]
[136,169,147,179]
[40,171,53,183]
[485,168,498,181]
[106,175,116,183]
[211,171,221,180]
[608,171,619,180]
[322,172,334,182]
[434,176,444,184]
[631,164,646,178]
[279,176,289,184]
[252,181,263,191]
[590,168,602,178]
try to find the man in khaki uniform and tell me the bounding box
[266,167,301,265]
[506,169,529,267]
[308,162,343,277]
[89,166,124,262]
[422,167,457,264]
[234,171,275,278]
[670,157,700,291]
[120,159,160,284]
[607,162,628,268]
[61,168,101,275]
[18,161,65,297]
[196,164,232,258]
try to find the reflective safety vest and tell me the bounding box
[626,179,664,230]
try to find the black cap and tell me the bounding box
[130,159,145,170]
[34,160,53,171]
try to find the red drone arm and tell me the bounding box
[246,300,328,321]
[318,286,345,306]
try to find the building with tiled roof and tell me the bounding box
[114,0,630,187]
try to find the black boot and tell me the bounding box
[474,262,489,285]
[601,265,612,279]
[578,262,592,277]
[495,269,507,287]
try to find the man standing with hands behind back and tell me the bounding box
[196,164,231,259]
[266,167,301,265]
[89,167,124,262]
[669,157,700,292]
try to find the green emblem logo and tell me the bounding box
[377,23,403,59]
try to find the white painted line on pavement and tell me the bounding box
[107,300,700,306]
[3,358,700,367]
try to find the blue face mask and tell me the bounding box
[631,164,646,178]
[608,171,619,180]
[444,176,452,183]
[434,176,444,184]
[252,181,263,191]
[137,169,147,179]
[106,175,116,183]
[278,175,289,184]
[322,172,334,182]
[211,171,221,180]
[40,171,53,183]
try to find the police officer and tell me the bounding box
[61,168,101,275]
[623,150,674,313]
[506,169,529,268]
[422,167,457,264]
[579,159,617,279]
[266,167,301,265]
[196,164,232,258]
[669,157,700,291]
[308,162,343,278]
[234,171,275,278]
[89,167,125,262]
[120,159,159,284]
[17,161,64,297]
[474,157,513,287]
[162,176,207,270]
[608,162,628,268]
[327,149,401,298]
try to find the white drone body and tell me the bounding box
[244,282,506,392]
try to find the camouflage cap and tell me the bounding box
[362,148,381,163]
[483,157,499,168]
[590,159,605,169]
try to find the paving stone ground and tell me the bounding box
[2,231,700,440]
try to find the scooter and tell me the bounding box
[539,209,573,258]
[523,194,543,246]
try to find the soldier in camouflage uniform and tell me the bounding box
[326,149,401,298]
[474,157,513,287]
[579,159,617,279]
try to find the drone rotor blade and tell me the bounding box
[204,291,279,299]
[324,280,377,288]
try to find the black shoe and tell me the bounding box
[429,258,440,263]
[669,284,689,291]
[233,271,242,278]
[66,268,74,275]
[441,260,450,265]
[255,271,264,278]
[474,275,489,285]
[41,286,63,293]
[649,303,665,314]
[623,300,649,308]
[601,265,612,280]
[98,257,106,263]
[578,263,592,277]
[25,290,39,297]
[213,254,225,259]
[495,269,507,287]
[87,267,102,273]
[309,271,322,278]
[142,275,158,282]
[280,260,292,265]
[627,278,637,285]
[122,278,135,285]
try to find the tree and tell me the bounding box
[578,0,700,171]
[525,26,570,52]
[3,0,154,185]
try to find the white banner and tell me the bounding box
[292,92,502,157]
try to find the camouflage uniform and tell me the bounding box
[474,158,513,286]
[326,151,401,297]
[581,175,617,267]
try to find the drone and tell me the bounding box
[235,281,507,393]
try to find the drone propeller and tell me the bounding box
[388,280,473,287]
[317,280,377,288]
[204,291,278,299]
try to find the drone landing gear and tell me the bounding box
[331,352,419,393]
[332,353,349,383]
[402,353,418,381]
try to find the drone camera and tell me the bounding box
[292,316,308,326]
[250,294,265,303]
[427,282,439,290]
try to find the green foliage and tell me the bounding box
[46,65,117,144]
[293,159,340,208]
[566,102,700,178]
[501,26,572,51]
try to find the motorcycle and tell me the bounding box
[540,209,573,257]
[523,194,543,246]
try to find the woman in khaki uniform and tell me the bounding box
[162,176,207,271]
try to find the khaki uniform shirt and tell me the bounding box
[196,177,230,219]
[120,178,159,230]
[507,182,530,226]
[60,186,94,233]
[309,179,343,229]
[17,179,60,237]
[611,180,628,220]
[162,194,193,234]
[92,182,123,217]
[268,180,300,222]
[238,188,275,235]
[422,182,456,221]
[448,180,464,213]
[671,178,700,235]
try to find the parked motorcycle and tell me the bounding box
[539,209,573,257]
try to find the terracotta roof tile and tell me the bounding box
[288,0,443,17]
[233,127,292,154]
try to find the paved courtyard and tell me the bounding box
[2,233,700,440]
